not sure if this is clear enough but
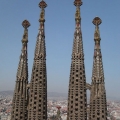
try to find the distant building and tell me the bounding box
[1,115,8,120]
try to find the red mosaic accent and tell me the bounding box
[74,0,82,6]
[39,0,47,8]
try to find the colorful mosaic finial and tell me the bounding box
[22,20,30,43]
[74,0,82,6]
[93,17,102,41]
[93,17,102,26]
[22,20,30,29]
[39,0,47,8]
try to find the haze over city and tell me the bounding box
[0,0,120,99]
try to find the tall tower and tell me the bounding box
[89,17,107,120]
[28,0,47,120]
[11,20,30,120]
[67,0,87,120]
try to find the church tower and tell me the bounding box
[28,0,47,120]
[11,20,30,120]
[89,17,107,120]
[67,0,87,119]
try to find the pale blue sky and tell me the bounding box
[0,0,120,99]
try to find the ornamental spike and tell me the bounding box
[39,0,47,22]
[74,0,82,6]
[22,20,30,43]
[93,17,102,41]
[74,0,82,23]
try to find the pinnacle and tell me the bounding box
[74,0,82,6]
[89,16,107,119]
[11,20,29,120]
[93,17,102,26]
[39,0,47,8]
[22,20,30,29]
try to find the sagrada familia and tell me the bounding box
[10,0,107,120]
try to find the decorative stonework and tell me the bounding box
[11,20,30,120]
[67,0,87,120]
[27,0,47,120]
[74,0,82,6]
[39,0,47,8]
[22,20,30,29]
[22,20,30,43]
[93,17,101,41]
[92,17,102,26]
[89,17,107,120]
[10,2,108,120]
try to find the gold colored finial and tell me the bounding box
[93,17,102,41]
[22,20,30,43]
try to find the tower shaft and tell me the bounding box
[11,20,30,120]
[67,0,87,120]
[89,17,107,120]
[28,1,47,120]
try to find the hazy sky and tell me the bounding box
[0,0,120,99]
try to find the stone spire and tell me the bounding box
[11,20,30,120]
[89,17,107,120]
[67,0,87,120]
[28,0,47,120]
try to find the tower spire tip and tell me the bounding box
[93,17,102,26]
[39,0,47,8]
[93,17,101,41]
[74,0,82,6]
[22,20,30,29]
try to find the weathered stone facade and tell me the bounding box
[11,1,108,120]
[89,17,107,120]
[27,1,47,120]
[11,20,30,120]
[67,0,87,120]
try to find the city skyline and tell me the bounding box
[0,0,120,100]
